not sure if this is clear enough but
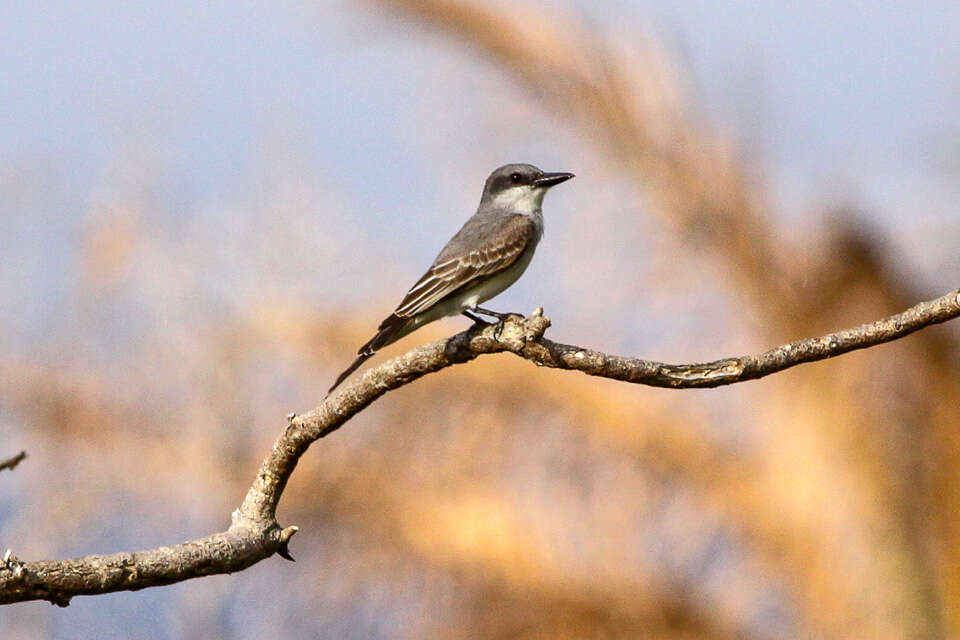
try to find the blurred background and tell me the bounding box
[2,1,960,638]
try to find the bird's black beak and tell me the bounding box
[534,172,575,188]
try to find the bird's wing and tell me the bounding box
[327,214,535,394]
[393,214,535,318]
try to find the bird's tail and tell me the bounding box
[327,313,408,394]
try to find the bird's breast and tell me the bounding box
[460,234,540,309]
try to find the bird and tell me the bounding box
[327,163,574,393]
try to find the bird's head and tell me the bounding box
[481,163,574,212]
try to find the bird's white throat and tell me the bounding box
[490,185,547,213]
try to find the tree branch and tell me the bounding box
[517,288,960,388]
[0,451,26,473]
[3,288,958,606]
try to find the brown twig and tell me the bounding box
[0,451,26,473]
[2,289,958,606]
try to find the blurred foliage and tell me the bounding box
[2,1,960,639]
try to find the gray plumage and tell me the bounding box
[329,163,573,393]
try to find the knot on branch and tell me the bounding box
[659,359,745,384]
[227,509,300,562]
[466,307,551,354]
[276,526,299,562]
[2,549,25,583]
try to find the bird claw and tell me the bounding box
[466,307,527,342]
[462,310,493,329]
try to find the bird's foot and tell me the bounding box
[469,306,527,342]
[471,306,518,322]
[462,310,494,328]
[463,309,507,340]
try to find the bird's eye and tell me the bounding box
[510,173,522,183]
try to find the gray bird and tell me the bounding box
[328,163,574,393]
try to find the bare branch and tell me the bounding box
[2,288,957,605]
[517,289,960,388]
[307,289,960,441]
[0,525,298,607]
[0,451,26,473]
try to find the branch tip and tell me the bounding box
[0,450,27,473]
[1,548,24,577]
[277,525,299,562]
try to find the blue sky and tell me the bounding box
[3,0,957,231]
[3,1,957,246]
